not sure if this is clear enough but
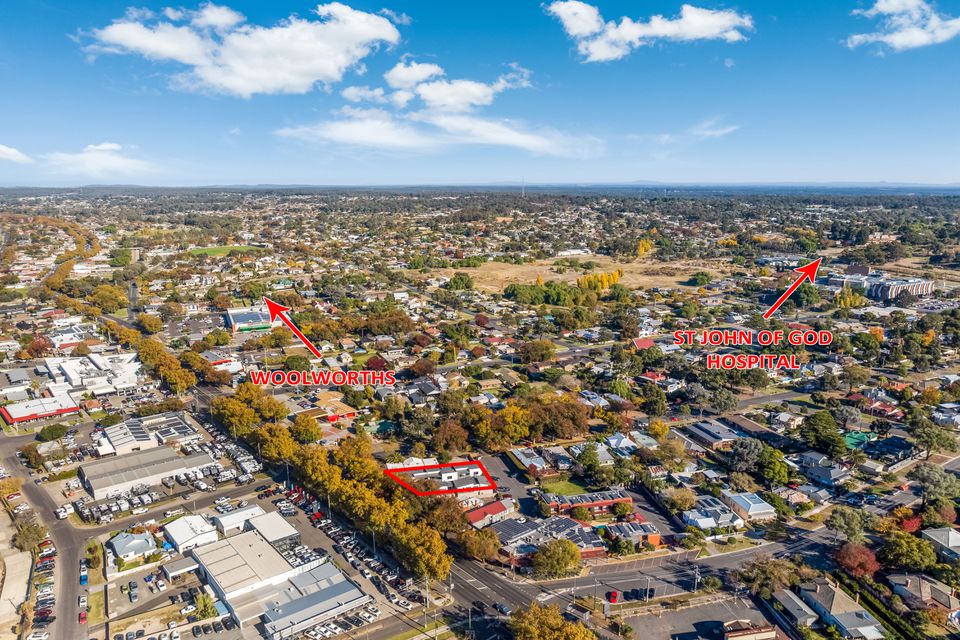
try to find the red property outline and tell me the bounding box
[383,460,497,496]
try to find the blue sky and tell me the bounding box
[1,0,959,185]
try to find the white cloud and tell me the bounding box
[724,57,736,68]
[87,2,400,97]
[416,65,530,112]
[690,117,739,138]
[44,142,152,178]
[162,7,185,20]
[547,1,754,62]
[383,60,445,90]
[546,0,604,38]
[341,85,386,102]
[378,8,411,26]
[277,107,438,151]
[388,90,415,107]
[0,144,33,164]
[847,0,960,51]
[191,2,244,30]
[277,107,599,158]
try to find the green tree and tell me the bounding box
[825,505,869,545]
[907,462,960,506]
[283,354,312,372]
[880,532,937,571]
[912,422,958,460]
[532,539,581,578]
[460,528,501,562]
[194,592,217,620]
[12,521,47,552]
[519,339,556,363]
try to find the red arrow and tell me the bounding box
[762,257,823,320]
[263,297,324,360]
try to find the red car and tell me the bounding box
[607,591,619,603]
[6,492,21,500]
[79,612,87,624]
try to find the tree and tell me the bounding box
[729,471,761,493]
[519,339,556,363]
[801,411,848,458]
[255,423,299,462]
[841,364,870,391]
[461,528,500,562]
[570,506,591,521]
[284,355,311,372]
[194,592,217,619]
[509,603,596,640]
[433,418,469,453]
[612,502,632,519]
[665,487,696,513]
[880,532,937,571]
[290,414,323,443]
[12,521,47,551]
[36,423,68,442]
[825,506,869,544]
[647,419,669,442]
[532,539,581,578]
[710,388,738,414]
[729,438,764,472]
[836,543,880,578]
[912,422,958,460]
[136,313,163,334]
[908,462,960,506]
[737,556,796,599]
[19,444,44,469]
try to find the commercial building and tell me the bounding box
[720,491,777,522]
[247,511,300,553]
[0,391,80,424]
[226,307,281,334]
[827,273,935,301]
[108,531,157,562]
[37,353,141,396]
[491,516,606,564]
[164,515,219,553]
[211,505,266,534]
[78,446,212,499]
[541,489,632,517]
[99,419,158,456]
[191,531,370,637]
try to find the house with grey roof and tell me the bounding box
[108,531,156,562]
[888,574,960,613]
[922,527,960,562]
[799,578,885,640]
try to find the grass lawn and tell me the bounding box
[189,245,259,256]
[87,590,105,625]
[540,478,589,496]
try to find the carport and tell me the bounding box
[162,556,199,580]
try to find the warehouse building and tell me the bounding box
[247,511,300,553]
[191,530,370,636]
[211,505,266,535]
[164,515,219,553]
[78,447,212,499]
[0,391,80,424]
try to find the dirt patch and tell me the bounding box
[411,254,731,293]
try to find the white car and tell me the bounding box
[171,632,181,640]
[179,604,196,615]
[78,595,87,608]
[365,605,381,617]
[27,632,49,640]
[156,580,167,592]
[214,496,229,505]
[398,600,413,610]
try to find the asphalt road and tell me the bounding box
[0,431,81,640]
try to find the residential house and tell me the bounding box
[682,495,745,531]
[108,531,156,562]
[568,442,616,467]
[887,574,960,612]
[798,578,885,640]
[465,499,517,529]
[720,491,777,523]
[795,451,851,487]
[922,528,960,562]
[510,448,548,477]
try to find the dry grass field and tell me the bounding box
[411,254,732,293]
